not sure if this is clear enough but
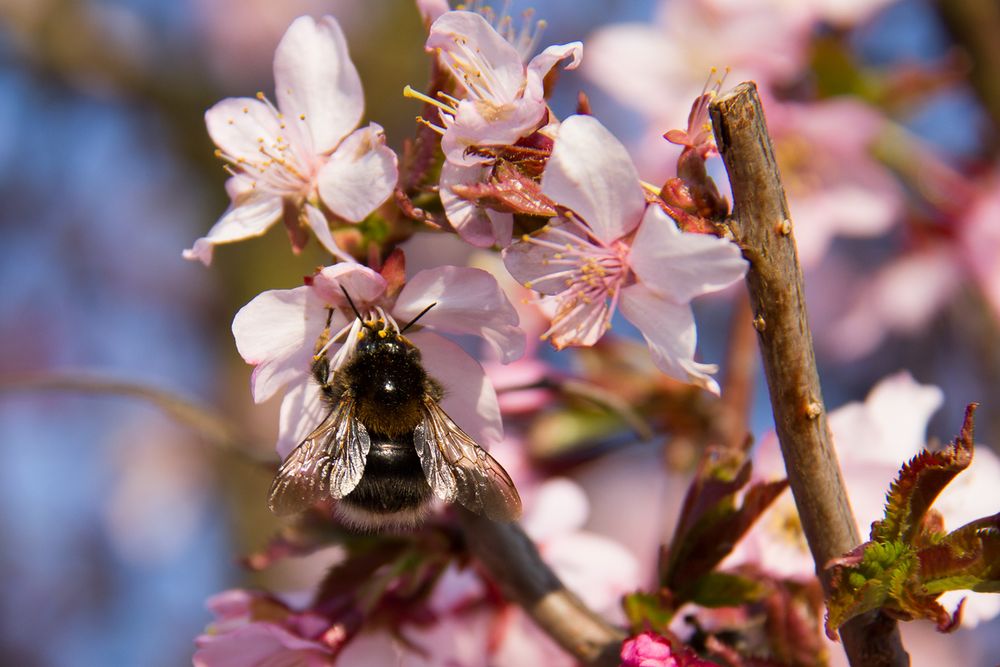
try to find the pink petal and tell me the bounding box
[316,123,398,222]
[618,283,720,394]
[276,378,328,459]
[526,42,583,81]
[427,11,525,102]
[303,204,355,262]
[628,206,748,303]
[205,589,258,620]
[194,623,334,667]
[502,222,597,295]
[541,115,645,243]
[408,330,504,448]
[543,292,611,349]
[545,531,640,615]
[830,372,943,464]
[395,266,525,363]
[440,96,548,166]
[183,193,283,265]
[440,161,514,247]
[205,97,282,165]
[310,263,387,309]
[273,15,364,154]
[232,286,326,403]
[521,477,589,541]
[416,0,450,26]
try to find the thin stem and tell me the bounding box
[709,82,910,667]
[456,509,625,667]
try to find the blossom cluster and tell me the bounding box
[183,1,1000,666]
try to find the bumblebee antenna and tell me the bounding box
[401,302,437,333]
[340,286,364,322]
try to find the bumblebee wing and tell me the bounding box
[413,397,522,522]
[267,394,371,516]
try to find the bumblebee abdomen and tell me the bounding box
[338,433,432,529]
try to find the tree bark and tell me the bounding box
[709,82,910,667]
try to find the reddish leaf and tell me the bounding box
[918,512,1000,595]
[662,446,789,602]
[871,404,976,544]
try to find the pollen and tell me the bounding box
[378,329,388,338]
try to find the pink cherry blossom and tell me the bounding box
[184,15,398,265]
[232,262,524,457]
[582,0,808,134]
[765,98,904,267]
[503,115,747,394]
[620,632,678,667]
[439,160,515,248]
[193,589,343,667]
[418,10,581,166]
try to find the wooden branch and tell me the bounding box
[709,82,910,667]
[456,510,624,667]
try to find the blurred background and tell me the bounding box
[1,0,998,665]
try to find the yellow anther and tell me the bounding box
[521,234,531,242]
[378,329,388,338]
[524,281,533,289]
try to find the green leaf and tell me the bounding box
[688,571,767,608]
[918,513,1000,595]
[824,540,915,639]
[623,590,674,634]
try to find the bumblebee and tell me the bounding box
[268,291,521,529]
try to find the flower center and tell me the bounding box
[215,92,316,197]
[521,220,630,346]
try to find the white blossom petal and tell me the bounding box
[440,161,514,247]
[310,263,387,310]
[427,11,526,102]
[395,266,525,363]
[273,15,364,154]
[619,283,719,394]
[521,478,589,541]
[628,205,748,303]
[205,97,282,165]
[409,330,504,449]
[440,97,548,166]
[276,378,327,459]
[316,123,398,222]
[526,42,583,81]
[541,115,645,243]
[232,286,326,403]
[183,192,283,265]
[829,372,944,464]
[302,204,354,263]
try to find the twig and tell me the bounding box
[0,371,272,466]
[456,509,625,667]
[709,82,910,667]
